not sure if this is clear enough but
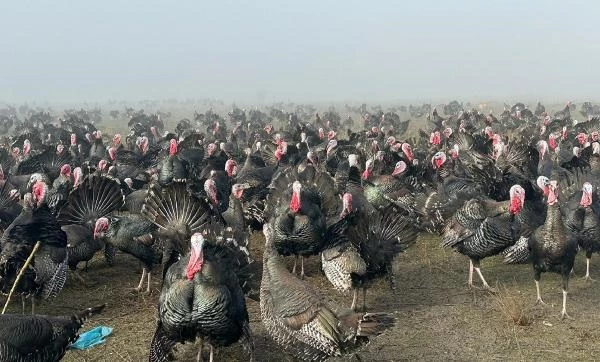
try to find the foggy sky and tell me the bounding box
[1,0,598,104]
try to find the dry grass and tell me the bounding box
[492,285,534,326]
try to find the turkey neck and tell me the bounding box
[262,244,283,276]
[540,203,567,249]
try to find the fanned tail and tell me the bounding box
[58,174,124,226]
[141,180,211,235]
[16,147,71,175]
[378,205,419,250]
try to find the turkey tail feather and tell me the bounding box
[74,304,106,325]
[141,181,211,234]
[149,321,176,362]
[58,175,124,226]
[355,312,396,337]
[379,206,419,248]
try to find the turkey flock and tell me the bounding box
[0,100,598,360]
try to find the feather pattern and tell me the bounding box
[57,174,124,227]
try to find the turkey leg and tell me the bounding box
[561,273,572,319]
[535,280,545,304]
[351,288,358,311]
[467,260,474,288]
[292,255,298,275]
[583,257,594,282]
[135,268,148,292]
[534,270,546,305]
[196,337,204,362]
[473,260,495,291]
[146,271,152,294]
[361,287,367,312]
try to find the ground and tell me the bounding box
[7,231,600,362]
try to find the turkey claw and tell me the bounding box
[582,275,595,282]
[483,285,498,294]
[536,298,547,306]
[132,286,152,295]
[561,311,573,320]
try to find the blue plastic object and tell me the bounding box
[71,326,113,350]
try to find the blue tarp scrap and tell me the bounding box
[71,326,113,350]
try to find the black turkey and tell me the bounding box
[0,305,104,362]
[441,184,526,290]
[0,185,68,313]
[149,232,253,362]
[93,214,159,293]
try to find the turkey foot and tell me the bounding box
[560,290,572,320]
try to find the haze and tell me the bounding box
[1,0,598,104]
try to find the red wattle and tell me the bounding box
[186,249,203,280]
[547,189,558,205]
[290,192,301,213]
[581,192,593,207]
[509,198,521,214]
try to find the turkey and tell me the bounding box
[93,214,159,293]
[157,139,187,186]
[0,184,68,313]
[322,195,419,311]
[45,164,73,214]
[141,181,213,276]
[441,184,526,290]
[148,232,253,362]
[565,181,600,281]
[264,164,339,278]
[261,223,395,361]
[57,174,124,271]
[0,305,104,362]
[507,180,578,318]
